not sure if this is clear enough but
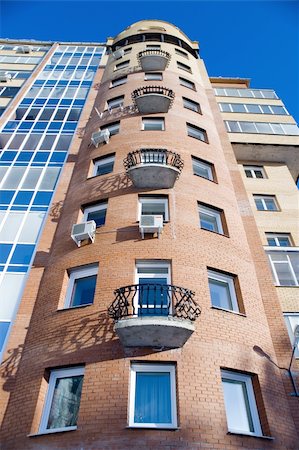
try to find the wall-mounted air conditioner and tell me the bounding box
[139,215,163,239]
[112,49,124,60]
[91,129,110,147]
[16,45,31,54]
[71,220,96,247]
[0,72,12,82]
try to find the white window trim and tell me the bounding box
[107,96,124,110]
[138,197,169,222]
[266,250,299,287]
[64,264,98,308]
[254,195,278,211]
[221,370,262,437]
[198,204,223,234]
[114,60,130,71]
[93,156,115,177]
[144,72,163,81]
[244,166,266,179]
[39,366,85,434]
[129,363,177,429]
[183,97,200,113]
[192,158,213,181]
[110,76,127,88]
[141,117,165,131]
[284,313,299,357]
[265,233,292,247]
[208,270,239,312]
[82,202,107,223]
[179,77,195,90]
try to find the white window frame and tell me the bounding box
[114,60,129,71]
[208,270,239,312]
[198,204,223,234]
[64,265,98,308]
[179,77,195,90]
[187,123,207,142]
[101,121,120,136]
[183,97,201,113]
[141,117,165,131]
[138,197,169,221]
[244,166,266,179]
[284,313,299,358]
[129,363,177,429]
[177,61,192,73]
[39,366,85,434]
[266,249,299,286]
[175,48,188,59]
[110,76,127,88]
[146,44,161,50]
[265,233,292,247]
[107,95,124,110]
[144,72,163,81]
[253,195,278,211]
[93,155,115,177]
[221,370,262,437]
[82,202,107,227]
[192,157,213,181]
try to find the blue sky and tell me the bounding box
[1,1,298,121]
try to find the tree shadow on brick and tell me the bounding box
[0,344,24,393]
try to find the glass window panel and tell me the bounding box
[142,118,164,131]
[0,212,25,241]
[270,106,286,115]
[33,191,52,205]
[231,104,246,113]
[0,322,10,352]
[0,243,13,263]
[0,167,9,182]
[95,157,115,176]
[145,73,162,81]
[40,134,57,150]
[246,104,261,113]
[2,167,26,189]
[219,103,231,112]
[23,134,43,150]
[8,134,26,149]
[14,191,33,205]
[226,121,240,132]
[225,88,239,97]
[46,375,83,430]
[134,372,171,424]
[192,158,213,180]
[0,273,26,320]
[239,122,256,133]
[200,212,218,232]
[39,167,60,190]
[19,212,45,243]
[39,109,54,120]
[70,275,97,307]
[281,124,299,136]
[209,278,232,309]
[264,198,277,210]
[255,123,272,134]
[187,124,207,141]
[222,378,254,433]
[270,123,284,134]
[10,244,35,265]
[21,168,43,189]
[141,201,166,220]
[183,98,200,112]
[179,77,195,90]
[55,135,72,151]
[273,262,296,286]
[289,252,299,281]
[67,109,81,121]
[259,105,271,114]
[254,198,264,210]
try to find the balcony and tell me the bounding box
[132,86,175,114]
[137,49,171,71]
[108,284,201,348]
[124,148,183,189]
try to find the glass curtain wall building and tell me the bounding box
[0,43,105,358]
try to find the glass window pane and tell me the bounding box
[0,322,10,352]
[231,104,246,113]
[264,198,277,210]
[226,121,240,132]
[19,212,45,243]
[239,122,256,133]
[209,279,232,310]
[39,167,60,190]
[0,273,26,320]
[2,167,26,189]
[193,159,212,180]
[246,104,261,113]
[200,212,218,232]
[254,198,264,210]
[222,379,254,433]
[71,275,97,307]
[255,123,272,134]
[47,375,83,429]
[134,372,171,424]
[86,208,106,227]
[141,202,166,220]
[0,212,25,241]
[10,244,35,265]
[273,262,296,286]
[21,168,43,189]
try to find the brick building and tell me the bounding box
[0,20,298,449]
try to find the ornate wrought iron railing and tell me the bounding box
[123,148,184,173]
[108,284,201,322]
[137,49,171,66]
[131,86,175,109]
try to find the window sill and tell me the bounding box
[200,228,229,238]
[28,427,77,437]
[57,303,93,312]
[187,134,209,144]
[194,173,218,184]
[227,432,274,440]
[211,306,246,317]
[126,426,180,431]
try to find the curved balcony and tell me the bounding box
[137,49,171,71]
[108,284,201,348]
[132,86,175,114]
[124,148,183,189]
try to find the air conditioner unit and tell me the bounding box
[139,215,163,239]
[0,72,12,82]
[91,129,110,147]
[16,45,31,54]
[71,220,96,247]
[112,49,124,60]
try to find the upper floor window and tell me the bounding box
[266,250,299,286]
[83,201,107,227]
[107,95,124,110]
[175,48,188,58]
[284,313,299,357]
[114,60,129,71]
[123,47,132,55]
[101,121,120,136]
[198,203,224,234]
[183,97,201,113]
[139,196,169,221]
[244,165,266,179]
[179,77,195,91]
[146,44,161,50]
[39,367,84,434]
[208,269,240,313]
[144,72,163,81]
[187,123,208,142]
[254,195,278,211]
[221,370,263,437]
[65,264,98,308]
[192,157,214,181]
[93,154,115,177]
[110,76,127,88]
[225,120,299,136]
[214,87,278,99]
[266,233,292,247]
[142,117,165,131]
[219,102,288,115]
[177,61,192,73]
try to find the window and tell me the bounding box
[221,370,262,437]
[244,166,265,179]
[139,196,169,221]
[123,47,132,55]
[146,44,161,50]
[114,60,129,71]
[65,265,98,308]
[135,260,171,316]
[177,61,192,73]
[266,233,292,247]
[208,270,239,312]
[110,76,127,88]
[254,195,278,211]
[192,157,214,181]
[107,95,124,110]
[175,48,188,58]
[218,103,288,115]
[284,313,299,357]
[142,117,165,131]
[225,121,299,135]
[83,202,107,227]
[198,204,224,234]
[101,121,120,136]
[39,367,84,434]
[93,155,115,177]
[183,97,201,113]
[129,363,177,428]
[179,77,195,90]
[187,123,208,142]
[266,250,299,286]
[144,72,163,81]
[214,87,278,99]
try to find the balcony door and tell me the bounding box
[135,261,171,316]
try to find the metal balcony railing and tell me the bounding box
[131,86,175,109]
[123,148,184,172]
[108,284,201,322]
[137,49,171,68]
